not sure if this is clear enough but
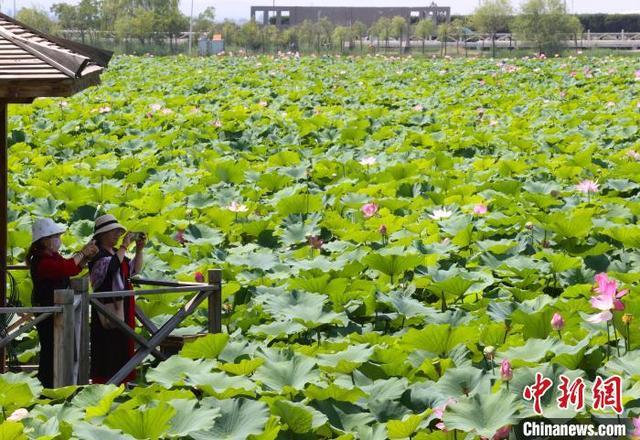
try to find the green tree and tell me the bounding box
[332,25,349,52]
[313,17,333,53]
[437,22,450,56]
[513,0,580,53]
[471,0,513,57]
[351,20,367,53]
[296,20,315,52]
[414,19,435,54]
[390,15,407,50]
[450,18,468,55]
[17,7,60,35]
[371,17,391,52]
[192,6,216,35]
[240,20,262,51]
[114,7,154,44]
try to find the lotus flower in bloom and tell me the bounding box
[412,104,424,111]
[500,359,513,381]
[473,204,488,215]
[576,179,599,194]
[632,417,640,437]
[433,397,457,431]
[360,156,377,166]
[429,207,453,220]
[551,312,565,331]
[627,150,640,161]
[98,106,111,113]
[150,103,162,112]
[361,203,379,218]
[587,273,627,323]
[228,201,248,213]
[635,70,640,81]
[194,272,205,283]
[7,408,28,422]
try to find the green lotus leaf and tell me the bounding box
[191,398,269,440]
[180,333,229,359]
[167,399,221,437]
[0,421,26,440]
[442,390,517,438]
[73,421,135,440]
[71,384,124,419]
[105,402,175,440]
[253,354,321,392]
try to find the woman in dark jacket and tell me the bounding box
[26,218,98,388]
[88,214,145,384]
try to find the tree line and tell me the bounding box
[13,0,629,55]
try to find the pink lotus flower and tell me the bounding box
[433,397,457,432]
[492,425,511,440]
[591,273,627,312]
[150,103,162,112]
[412,104,424,111]
[361,203,378,219]
[194,272,205,283]
[627,150,640,161]
[473,204,488,215]
[228,201,248,213]
[258,100,268,107]
[360,157,376,166]
[551,313,565,331]
[635,70,640,81]
[308,235,323,250]
[7,408,28,422]
[633,417,640,437]
[576,179,599,194]
[174,230,185,245]
[98,106,111,113]
[500,359,513,381]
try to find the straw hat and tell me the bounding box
[93,214,125,236]
[31,218,66,244]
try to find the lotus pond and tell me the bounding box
[3,54,640,439]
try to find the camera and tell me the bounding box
[131,232,146,241]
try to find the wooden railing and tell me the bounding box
[0,266,222,387]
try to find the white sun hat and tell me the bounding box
[31,218,66,244]
[93,214,126,237]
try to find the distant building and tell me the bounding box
[249,4,450,28]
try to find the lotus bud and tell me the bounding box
[483,345,495,361]
[500,359,513,381]
[379,224,387,235]
[308,235,323,250]
[7,408,28,422]
[525,222,534,230]
[194,272,205,283]
[623,314,634,325]
[551,312,565,331]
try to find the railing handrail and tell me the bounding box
[131,277,208,288]
[0,306,63,314]
[89,284,217,299]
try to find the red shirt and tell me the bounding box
[35,252,82,279]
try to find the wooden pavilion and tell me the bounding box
[0,12,112,369]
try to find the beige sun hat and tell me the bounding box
[93,214,126,237]
[31,218,66,244]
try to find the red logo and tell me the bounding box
[557,375,586,411]
[523,374,622,415]
[592,375,623,414]
[523,372,554,415]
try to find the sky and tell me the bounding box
[8,0,640,20]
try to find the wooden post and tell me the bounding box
[207,269,222,334]
[71,277,90,385]
[0,101,7,373]
[53,289,74,387]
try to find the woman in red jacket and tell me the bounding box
[25,218,98,388]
